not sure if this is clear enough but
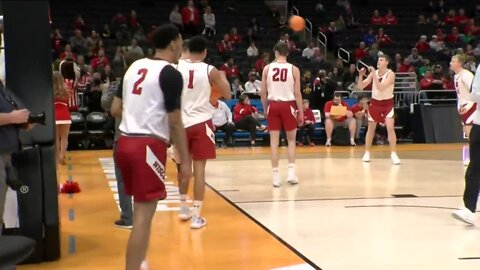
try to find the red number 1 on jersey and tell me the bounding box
[272,68,288,82]
[132,69,148,95]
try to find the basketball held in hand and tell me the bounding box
[289,15,306,32]
[210,85,221,106]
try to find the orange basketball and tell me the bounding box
[210,85,221,106]
[289,15,306,32]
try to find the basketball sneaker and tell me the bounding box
[391,152,401,165]
[272,172,281,187]
[190,216,207,229]
[350,138,356,146]
[287,169,298,185]
[325,139,332,147]
[178,205,192,221]
[452,208,476,225]
[114,219,132,230]
[362,151,370,162]
[140,260,149,270]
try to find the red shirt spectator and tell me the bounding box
[112,12,127,25]
[351,104,364,114]
[446,27,460,44]
[376,28,392,45]
[130,10,140,28]
[355,42,368,60]
[420,71,444,90]
[90,49,110,70]
[52,33,63,52]
[371,10,384,25]
[181,0,200,26]
[303,107,315,124]
[324,100,351,122]
[415,36,430,53]
[219,58,239,79]
[72,15,86,31]
[217,34,233,54]
[383,10,398,25]
[233,102,257,122]
[255,57,267,73]
[444,10,456,25]
[398,59,415,73]
[455,9,469,25]
[464,19,480,35]
[228,27,242,44]
[435,28,446,42]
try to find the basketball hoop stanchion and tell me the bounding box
[337,48,350,63]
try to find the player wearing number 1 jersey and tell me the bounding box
[175,36,231,229]
[261,42,304,188]
[116,24,191,270]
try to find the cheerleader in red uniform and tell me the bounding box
[53,71,71,165]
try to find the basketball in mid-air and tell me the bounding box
[289,15,306,32]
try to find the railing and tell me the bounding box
[418,90,458,103]
[290,6,312,41]
[281,0,288,18]
[291,6,299,15]
[337,48,350,63]
[317,31,327,61]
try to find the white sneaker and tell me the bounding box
[272,173,281,187]
[391,152,401,165]
[362,152,370,162]
[287,171,298,185]
[190,216,207,229]
[140,260,149,270]
[325,139,332,147]
[350,139,356,146]
[178,205,191,221]
[452,208,476,225]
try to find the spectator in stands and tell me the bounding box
[101,24,111,39]
[277,16,289,30]
[444,9,456,25]
[69,29,87,55]
[228,27,241,45]
[398,58,415,73]
[464,19,479,36]
[393,53,403,71]
[182,0,200,35]
[110,46,126,77]
[302,42,317,60]
[219,57,239,80]
[102,65,115,84]
[346,15,360,29]
[376,28,392,46]
[112,12,127,28]
[59,44,77,61]
[202,6,216,37]
[312,48,325,63]
[420,67,444,90]
[76,55,88,72]
[244,71,262,98]
[217,34,233,54]
[297,99,316,146]
[72,15,86,32]
[170,4,183,31]
[255,52,269,74]
[127,39,144,57]
[342,64,357,90]
[247,41,259,57]
[314,1,326,19]
[246,28,258,44]
[406,48,424,67]
[352,94,369,142]
[368,43,380,61]
[455,8,469,25]
[466,44,475,56]
[383,9,398,25]
[231,78,244,98]
[429,35,446,52]
[417,14,427,25]
[249,17,262,33]
[87,72,106,112]
[233,94,266,146]
[312,70,336,112]
[417,58,430,77]
[371,10,383,25]
[428,13,444,27]
[212,100,235,148]
[363,28,376,47]
[355,41,369,60]
[280,34,299,53]
[324,93,356,146]
[133,26,147,44]
[329,67,342,85]
[465,55,477,73]
[86,30,101,51]
[335,15,346,32]
[90,49,110,70]
[129,10,141,30]
[415,35,430,53]
[301,70,313,100]
[326,22,337,51]
[51,29,64,56]
[446,27,460,45]
[463,29,474,44]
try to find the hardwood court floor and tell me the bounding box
[18,143,479,270]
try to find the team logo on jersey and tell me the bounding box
[146,146,165,182]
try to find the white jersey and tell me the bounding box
[266,62,295,101]
[454,69,474,109]
[372,69,394,100]
[119,58,170,141]
[176,59,214,128]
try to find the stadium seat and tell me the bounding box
[85,112,112,149]
[68,112,87,150]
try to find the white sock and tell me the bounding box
[288,163,295,170]
[180,194,188,207]
[273,167,279,173]
[193,200,203,217]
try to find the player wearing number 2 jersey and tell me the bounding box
[116,24,191,270]
[261,42,304,188]
[175,36,230,229]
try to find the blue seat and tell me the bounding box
[343,98,357,108]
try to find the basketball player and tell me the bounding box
[357,54,401,164]
[260,42,304,187]
[452,62,480,225]
[175,36,230,229]
[116,24,191,270]
[449,54,474,166]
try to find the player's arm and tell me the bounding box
[110,80,123,118]
[373,71,395,92]
[356,68,374,90]
[470,64,480,103]
[260,65,269,113]
[209,67,231,100]
[159,66,191,171]
[293,65,304,125]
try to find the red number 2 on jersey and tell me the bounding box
[272,68,288,82]
[187,70,194,89]
[132,69,148,95]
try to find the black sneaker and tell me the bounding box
[114,219,133,229]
